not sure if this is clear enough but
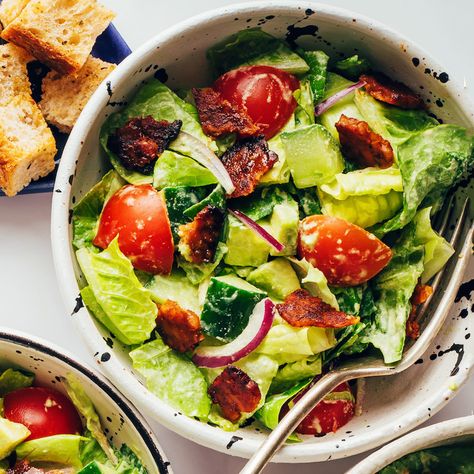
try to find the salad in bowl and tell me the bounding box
[66,22,473,447]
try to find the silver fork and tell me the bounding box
[241,197,473,474]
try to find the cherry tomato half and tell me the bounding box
[282,382,355,436]
[4,387,83,441]
[298,215,392,286]
[93,184,174,274]
[214,65,300,139]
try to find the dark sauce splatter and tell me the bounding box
[103,336,114,348]
[72,295,83,315]
[286,24,319,48]
[435,98,444,107]
[455,279,474,302]
[412,57,420,67]
[68,209,73,224]
[154,68,168,83]
[438,343,464,376]
[438,72,449,83]
[415,358,424,365]
[100,352,111,362]
[105,80,127,107]
[459,308,469,319]
[305,8,315,16]
[226,435,243,449]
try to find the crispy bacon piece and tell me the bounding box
[221,136,278,198]
[360,73,425,109]
[208,366,261,423]
[156,300,204,353]
[407,284,433,340]
[276,289,359,328]
[178,205,224,264]
[192,87,259,138]
[336,114,394,169]
[108,116,182,174]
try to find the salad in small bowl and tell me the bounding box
[52,2,474,462]
[0,328,170,473]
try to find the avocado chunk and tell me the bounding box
[16,434,86,469]
[201,274,266,341]
[224,215,271,267]
[318,73,364,141]
[280,124,344,189]
[0,418,30,460]
[247,258,300,301]
[78,461,115,474]
[268,198,299,256]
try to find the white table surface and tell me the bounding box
[1,0,473,473]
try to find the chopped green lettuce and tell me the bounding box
[130,335,211,418]
[154,151,218,189]
[335,54,370,80]
[179,242,227,284]
[331,286,364,315]
[301,50,329,104]
[270,357,321,394]
[231,186,288,221]
[77,238,157,345]
[0,368,33,397]
[294,80,315,127]
[183,185,226,219]
[72,170,125,251]
[289,186,322,217]
[207,28,309,75]
[373,124,473,236]
[260,136,291,185]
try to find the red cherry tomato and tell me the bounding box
[4,387,83,441]
[298,215,392,286]
[214,65,299,139]
[94,184,174,274]
[282,382,355,436]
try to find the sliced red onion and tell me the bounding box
[314,80,366,116]
[170,131,235,195]
[229,209,284,252]
[193,298,275,368]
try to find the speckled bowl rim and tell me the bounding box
[51,1,474,462]
[0,326,171,474]
[347,416,474,474]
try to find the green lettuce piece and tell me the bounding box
[64,374,116,465]
[77,238,157,345]
[112,445,147,474]
[270,357,321,394]
[231,186,288,221]
[0,369,33,397]
[289,186,322,217]
[363,221,425,363]
[100,79,212,183]
[335,54,370,80]
[331,286,364,315]
[184,185,226,219]
[256,318,336,365]
[256,378,311,432]
[16,434,87,468]
[0,417,30,460]
[146,269,200,313]
[373,124,473,236]
[207,28,309,75]
[354,89,438,150]
[72,170,125,251]
[260,135,291,185]
[154,151,218,189]
[79,436,108,468]
[130,335,211,418]
[287,258,339,309]
[268,197,299,257]
[294,80,315,127]
[301,50,329,104]
[0,460,7,472]
[205,353,279,430]
[178,242,227,285]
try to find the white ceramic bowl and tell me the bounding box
[0,327,171,473]
[347,416,474,473]
[51,1,474,462]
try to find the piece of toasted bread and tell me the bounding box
[40,55,115,133]
[0,0,30,31]
[0,93,57,196]
[0,42,33,105]
[1,0,115,74]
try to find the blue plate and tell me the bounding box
[0,22,131,196]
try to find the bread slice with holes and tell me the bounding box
[0,93,57,196]
[0,42,33,105]
[40,55,115,133]
[0,0,30,31]
[1,0,115,74]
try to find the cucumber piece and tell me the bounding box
[201,274,266,341]
[184,185,226,219]
[280,124,344,189]
[78,461,114,474]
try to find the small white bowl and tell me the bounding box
[51,1,474,463]
[0,327,171,473]
[347,416,474,473]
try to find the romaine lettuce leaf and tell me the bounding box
[260,135,291,185]
[270,357,321,394]
[130,335,211,418]
[154,150,218,189]
[207,28,309,75]
[231,186,288,221]
[72,170,125,251]
[294,80,315,127]
[331,286,365,315]
[289,186,322,218]
[77,238,157,345]
[373,124,473,236]
[335,54,370,80]
[301,50,329,104]
[184,185,226,219]
[0,368,33,397]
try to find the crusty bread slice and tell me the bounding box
[0,0,30,31]
[0,42,33,105]
[1,0,115,74]
[40,55,115,133]
[0,93,57,196]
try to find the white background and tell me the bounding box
[1,1,473,473]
